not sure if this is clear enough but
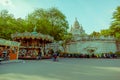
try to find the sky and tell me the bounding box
[0,0,120,34]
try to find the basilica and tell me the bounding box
[66,18,117,54]
[70,18,86,41]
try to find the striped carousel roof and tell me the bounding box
[0,38,20,46]
[11,31,54,42]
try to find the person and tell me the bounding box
[0,49,3,58]
[0,49,3,63]
[2,48,8,60]
[37,50,42,60]
[53,51,58,61]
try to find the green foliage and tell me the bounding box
[113,6,120,21]
[100,29,110,37]
[26,7,69,40]
[109,6,120,39]
[89,31,100,37]
[0,10,15,39]
[0,8,69,41]
[94,6,120,39]
[61,33,72,51]
[109,21,120,39]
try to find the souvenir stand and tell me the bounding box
[0,38,20,60]
[11,28,54,59]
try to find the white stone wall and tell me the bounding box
[66,41,117,54]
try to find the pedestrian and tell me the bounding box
[0,49,3,58]
[37,50,42,60]
[53,52,58,61]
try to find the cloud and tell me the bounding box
[0,0,15,8]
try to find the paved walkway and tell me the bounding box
[0,58,120,80]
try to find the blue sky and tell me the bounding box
[0,0,120,34]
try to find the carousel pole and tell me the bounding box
[17,45,19,60]
[44,40,46,55]
[41,41,44,57]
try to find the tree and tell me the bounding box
[100,29,110,37]
[109,6,120,39]
[109,21,120,38]
[61,33,72,51]
[15,18,28,32]
[89,31,100,37]
[0,10,15,39]
[113,6,120,21]
[0,8,69,41]
[0,10,28,39]
[26,7,69,40]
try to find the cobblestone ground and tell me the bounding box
[0,58,120,80]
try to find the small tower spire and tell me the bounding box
[73,17,80,29]
[32,26,37,34]
[33,26,37,32]
[75,17,77,21]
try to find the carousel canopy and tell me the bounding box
[11,31,54,42]
[0,38,20,47]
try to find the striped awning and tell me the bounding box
[0,38,20,47]
[11,31,54,42]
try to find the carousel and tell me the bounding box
[11,27,54,59]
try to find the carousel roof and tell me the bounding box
[11,31,54,42]
[0,38,20,47]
